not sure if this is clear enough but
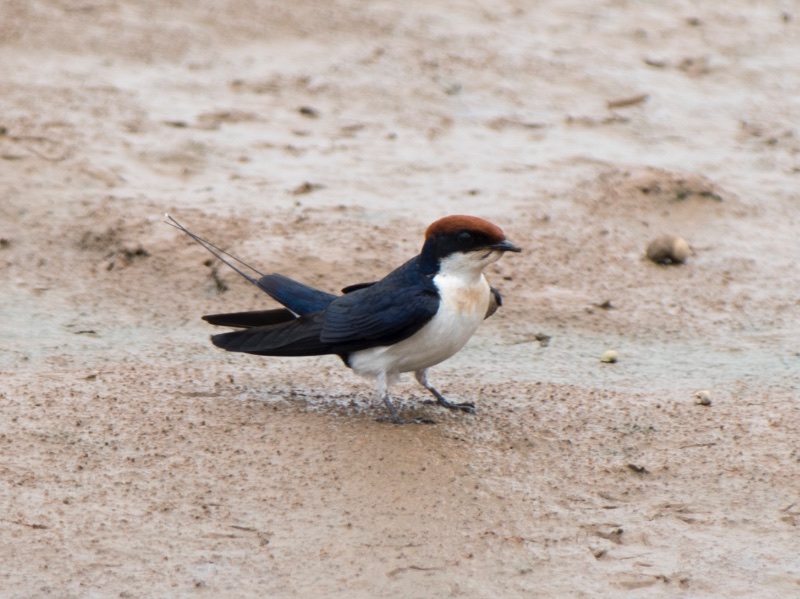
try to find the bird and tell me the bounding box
[166,214,520,424]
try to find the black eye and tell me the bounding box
[458,231,473,244]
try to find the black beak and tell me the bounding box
[491,239,522,253]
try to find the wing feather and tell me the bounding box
[206,256,440,358]
[211,313,332,356]
[320,258,439,351]
[256,274,336,315]
[202,309,297,328]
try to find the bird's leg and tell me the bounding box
[414,369,476,414]
[380,390,402,423]
[375,372,436,425]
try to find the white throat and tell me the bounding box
[437,249,503,281]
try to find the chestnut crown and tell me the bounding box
[420,215,520,272]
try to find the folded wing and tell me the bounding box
[211,312,333,356]
[207,258,440,358]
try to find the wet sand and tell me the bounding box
[2,1,799,597]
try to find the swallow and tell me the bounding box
[166,214,520,424]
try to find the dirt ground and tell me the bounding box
[2,1,800,597]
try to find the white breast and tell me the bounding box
[348,271,491,379]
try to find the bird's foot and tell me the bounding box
[423,397,476,414]
[380,393,436,424]
[376,416,437,425]
[413,370,476,416]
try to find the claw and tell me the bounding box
[441,400,476,414]
[423,398,476,414]
[376,416,437,425]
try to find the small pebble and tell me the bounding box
[694,390,711,405]
[646,235,692,264]
[600,350,618,363]
[298,105,320,118]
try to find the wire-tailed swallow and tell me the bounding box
[167,214,520,424]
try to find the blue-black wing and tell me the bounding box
[209,261,438,357]
[320,258,440,353]
[207,257,439,358]
[202,274,336,329]
[211,312,333,356]
[168,215,441,358]
[256,273,337,315]
[202,274,371,329]
[340,281,376,294]
[202,308,297,328]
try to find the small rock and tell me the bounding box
[606,93,649,109]
[291,181,325,195]
[593,299,614,310]
[594,524,624,543]
[646,235,692,264]
[298,105,319,118]
[600,350,618,363]
[694,390,711,406]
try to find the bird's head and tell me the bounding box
[420,215,521,276]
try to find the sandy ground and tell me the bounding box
[2,1,800,597]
